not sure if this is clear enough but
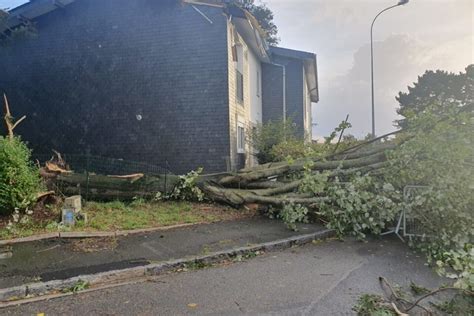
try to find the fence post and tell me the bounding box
[164,160,169,194]
[85,151,91,201]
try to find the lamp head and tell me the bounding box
[398,0,409,5]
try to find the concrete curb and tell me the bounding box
[0,222,203,246]
[0,228,335,305]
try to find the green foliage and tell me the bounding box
[248,118,298,164]
[169,168,205,202]
[386,100,473,288]
[299,167,329,196]
[64,280,89,293]
[435,245,474,291]
[254,118,360,164]
[433,293,474,315]
[324,119,352,145]
[270,139,307,162]
[396,64,473,127]
[239,0,279,45]
[353,294,396,316]
[0,136,42,215]
[409,282,430,295]
[0,9,37,46]
[279,202,308,231]
[318,175,400,240]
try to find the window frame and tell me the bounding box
[236,70,244,104]
[237,121,246,154]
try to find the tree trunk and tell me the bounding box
[46,132,398,207]
[54,172,180,201]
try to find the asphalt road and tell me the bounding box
[1,237,446,316]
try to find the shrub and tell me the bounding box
[248,118,298,164]
[270,139,307,162]
[0,136,42,215]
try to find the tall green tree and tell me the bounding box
[239,0,280,45]
[396,64,473,127]
[0,9,37,45]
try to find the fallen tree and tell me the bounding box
[41,131,396,209]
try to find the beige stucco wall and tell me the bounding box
[227,21,262,170]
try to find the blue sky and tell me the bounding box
[2,0,473,138]
[0,0,23,10]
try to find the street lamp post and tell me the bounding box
[370,0,409,137]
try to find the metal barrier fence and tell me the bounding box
[382,185,431,241]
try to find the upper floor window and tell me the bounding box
[236,70,244,103]
[235,44,244,104]
[256,70,261,98]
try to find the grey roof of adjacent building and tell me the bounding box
[269,46,319,103]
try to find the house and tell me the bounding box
[0,0,318,174]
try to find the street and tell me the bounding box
[1,237,444,315]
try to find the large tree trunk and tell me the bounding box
[46,133,397,208]
[53,172,180,201]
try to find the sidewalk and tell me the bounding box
[1,237,447,315]
[0,218,330,290]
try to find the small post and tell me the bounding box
[85,151,91,201]
[3,94,26,140]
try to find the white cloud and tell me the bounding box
[264,0,473,138]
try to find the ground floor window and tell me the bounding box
[237,123,245,153]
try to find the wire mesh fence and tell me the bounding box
[34,153,175,201]
[34,153,172,176]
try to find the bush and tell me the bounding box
[270,139,307,162]
[248,118,298,164]
[0,136,42,215]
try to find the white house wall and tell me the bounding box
[248,48,262,125]
[227,20,262,170]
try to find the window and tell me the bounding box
[256,70,261,97]
[237,123,245,153]
[236,70,244,103]
[235,44,244,104]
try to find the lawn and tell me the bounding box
[0,200,254,240]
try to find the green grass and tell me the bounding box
[0,200,249,240]
[82,200,218,231]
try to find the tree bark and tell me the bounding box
[54,172,180,200]
[46,138,395,208]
